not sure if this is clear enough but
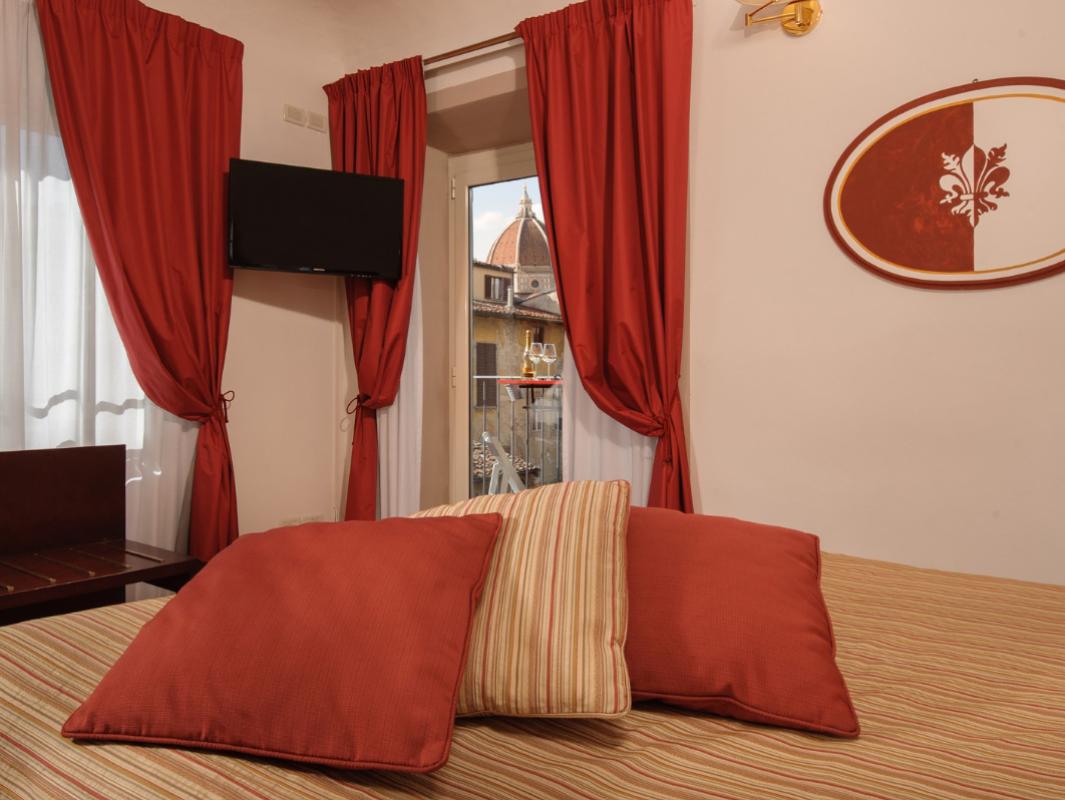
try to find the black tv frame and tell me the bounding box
[227,158,403,281]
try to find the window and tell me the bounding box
[1,14,145,453]
[463,174,564,498]
[1,1,196,564]
[484,275,510,303]
[474,342,497,407]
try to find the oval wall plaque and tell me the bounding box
[824,77,1065,288]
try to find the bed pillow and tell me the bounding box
[626,507,860,737]
[414,480,631,717]
[63,514,503,771]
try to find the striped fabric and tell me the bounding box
[413,480,631,717]
[0,553,1062,799]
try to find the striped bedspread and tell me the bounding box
[1,553,1063,799]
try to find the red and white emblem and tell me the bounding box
[939,144,1010,227]
[825,78,1065,288]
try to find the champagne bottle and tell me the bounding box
[521,329,535,378]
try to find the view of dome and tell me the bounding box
[468,177,566,498]
[485,187,551,269]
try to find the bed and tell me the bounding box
[1,553,1063,800]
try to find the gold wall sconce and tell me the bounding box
[744,0,822,36]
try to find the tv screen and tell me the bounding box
[228,158,403,280]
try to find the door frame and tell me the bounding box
[447,143,538,502]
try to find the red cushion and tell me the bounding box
[63,514,503,771]
[626,507,860,737]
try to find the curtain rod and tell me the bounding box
[421,0,700,66]
[422,32,522,67]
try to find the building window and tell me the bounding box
[474,342,498,407]
[532,326,545,343]
[484,275,510,303]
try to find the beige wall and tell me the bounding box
[148,0,357,534]
[334,0,1065,584]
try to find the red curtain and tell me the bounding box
[37,0,243,560]
[517,0,694,511]
[323,59,426,521]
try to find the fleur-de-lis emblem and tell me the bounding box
[939,144,1010,227]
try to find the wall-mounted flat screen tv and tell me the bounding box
[228,158,403,280]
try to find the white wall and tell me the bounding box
[148,0,358,534]
[331,0,1065,584]
[689,0,1065,584]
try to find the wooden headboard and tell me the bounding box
[0,445,125,555]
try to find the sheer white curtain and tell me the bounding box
[0,0,197,555]
[561,335,656,505]
[377,260,423,517]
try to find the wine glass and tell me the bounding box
[541,343,557,377]
[527,342,544,378]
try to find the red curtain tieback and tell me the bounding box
[218,390,235,423]
[660,384,684,447]
[346,394,374,416]
[642,385,682,443]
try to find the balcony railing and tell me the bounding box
[470,375,562,497]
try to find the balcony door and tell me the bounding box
[449,145,565,501]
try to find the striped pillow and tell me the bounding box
[414,480,631,718]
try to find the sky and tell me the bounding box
[471,177,544,262]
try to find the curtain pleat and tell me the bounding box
[323,58,426,520]
[36,0,243,560]
[518,0,695,510]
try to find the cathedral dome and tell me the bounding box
[485,187,551,268]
